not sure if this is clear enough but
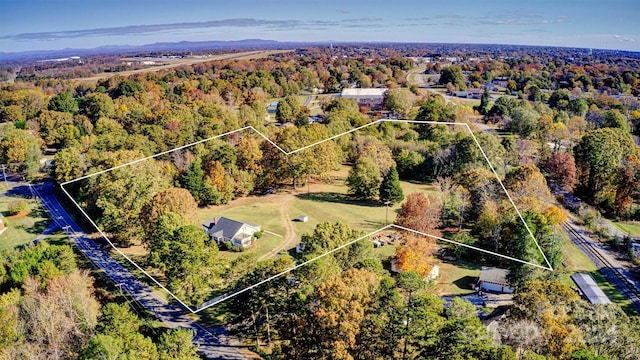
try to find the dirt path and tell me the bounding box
[259,196,298,261]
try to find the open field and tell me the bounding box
[192,165,438,262]
[0,194,51,251]
[72,50,292,83]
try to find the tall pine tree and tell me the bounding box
[379,166,404,204]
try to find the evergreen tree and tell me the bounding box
[478,87,490,115]
[379,166,404,204]
[180,160,204,203]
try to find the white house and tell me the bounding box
[477,267,513,294]
[202,217,261,248]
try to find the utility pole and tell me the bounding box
[385,201,391,225]
[1,165,7,189]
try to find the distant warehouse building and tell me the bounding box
[340,88,387,110]
[570,273,611,304]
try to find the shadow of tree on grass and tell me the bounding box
[296,191,381,208]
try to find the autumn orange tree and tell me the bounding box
[140,187,199,244]
[394,235,436,278]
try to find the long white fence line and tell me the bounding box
[59,119,553,314]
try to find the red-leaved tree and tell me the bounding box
[544,152,577,192]
[394,192,441,235]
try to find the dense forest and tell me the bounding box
[1,44,640,359]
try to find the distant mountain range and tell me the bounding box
[0,39,315,62]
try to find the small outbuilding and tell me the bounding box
[570,273,611,304]
[297,215,308,222]
[477,267,513,294]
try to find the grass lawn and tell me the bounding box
[194,165,439,262]
[291,166,438,235]
[435,259,481,296]
[561,240,597,274]
[611,221,640,237]
[0,195,51,251]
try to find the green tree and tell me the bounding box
[379,166,404,204]
[275,99,293,123]
[0,124,42,178]
[574,127,637,204]
[79,92,115,121]
[180,160,205,203]
[157,329,200,360]
[346,157,381,200]
[95,152,171,246]
[602,109,631,132]
[385,89,414,118]
[48,92,78,113]
[298,221,372,272]
[160,224,223,307]
[438,65,465,89]
[415,94,456,123]
[477,87,491,114]
[53,146,87,183]
[86,302,158,360]
[114,80,144,98]
[509,107,539,139]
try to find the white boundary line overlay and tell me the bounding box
[60,119,553,313]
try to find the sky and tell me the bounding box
[0,0,639,53]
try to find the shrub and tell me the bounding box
[223,240,245,252]
[253,231,262,239]
[7,199,27,215]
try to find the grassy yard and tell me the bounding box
[435,259,481,296]
[291,166,438,235]
[611,221,640,237]
[0,194,51,251]
[193,165,439,262]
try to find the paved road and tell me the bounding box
[303,94,312,107]
[30,182,254,360]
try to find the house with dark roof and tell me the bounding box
[477,267,513,294]
[202,217,261,248]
